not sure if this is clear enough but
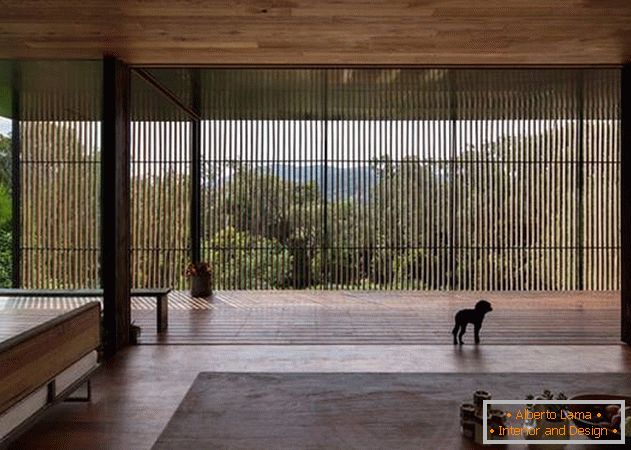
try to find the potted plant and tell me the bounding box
[185,262,213,297]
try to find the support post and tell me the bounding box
[577,72,585,290]
[622,65,631,345]
[11,64,21,288]
[191,70,201,263]
[101,56,131,355]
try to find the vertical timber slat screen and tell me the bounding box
[130,73,191,289]
[200,70,325,289]
[14,66,621,291]
[186,68,620,291]
[193,68,619,291]
[18,61,102,288]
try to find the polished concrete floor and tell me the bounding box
[10,343,631,449]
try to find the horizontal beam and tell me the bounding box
[132,68,200,121]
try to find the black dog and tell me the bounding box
[452,300,493,345]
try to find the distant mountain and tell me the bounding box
[264,164,378,201]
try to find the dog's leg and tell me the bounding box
[458,324,467,345]
[452,323,459,345]
[474,323,481,344]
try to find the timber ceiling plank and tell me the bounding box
[1,0,631,64]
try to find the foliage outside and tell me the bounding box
[10,120,620,291]
[0,133,11,287]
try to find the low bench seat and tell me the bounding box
[0,302,101,445]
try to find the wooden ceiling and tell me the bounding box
[1,1,631,65]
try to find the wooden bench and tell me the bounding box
[0,302,101,445]
[131,288,171,332]
[0,288,172,333]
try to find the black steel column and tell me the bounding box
[322,71,329,289]
[449,69,457,290]
[11,64,20,288]
[191,70,201,263]
[102,56,131,355]
[621,65,631,345]
[577,72,585,291]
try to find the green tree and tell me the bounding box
[131,171,190,288]
[208,226,292,289]
[204,165,322,289]
[20,122,100,288]
[0,133,12,287]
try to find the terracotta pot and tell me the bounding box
[190,273,212,297]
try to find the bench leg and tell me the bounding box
[65,379,92,403]
[157,294,168,333]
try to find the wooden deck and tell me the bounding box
[1,291,620,345]
[133,291,620,345]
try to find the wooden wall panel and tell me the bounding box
[1,1,631,65]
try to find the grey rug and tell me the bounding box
[153,372,630,449]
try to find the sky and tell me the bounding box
[0,116,539,155]
[0,117,10,136]
[0,117,594,174]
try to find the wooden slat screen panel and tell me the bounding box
[13,66,620,291]
[450,70,620,290]
[195,68,620,291]
[324,70,452,289]
[130,72,191,289]
[451,70,584,290]
[19,61,102,288]
[200,70,325,289]
[582,73,620,291]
